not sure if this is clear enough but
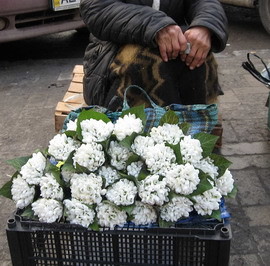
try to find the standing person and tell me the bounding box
[80,0,228,110]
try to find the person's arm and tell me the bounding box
[80,0,176,47]
[155,0,227,69]
[184,0,228,53]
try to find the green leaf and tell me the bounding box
[120,204,135,216]
[118,172,138,186]
[64,130,77,138]
[209,209,222,221]
[137,169,150,181]
[6,156,31,171]
[126,154,140,166]
[190,173,213,196]
[209,153,232,177]
[75,163,90,174]
[0,180,13,199]
[89,217,100,231]
[62,151,76,173]
[168,191,181,201]
[46,160,59,174]
[166,143,183,164]
[43,147,49,156]
[226,185,238,199]
[158,217,174,228]
[100,138,111,154]
[193,132,219,157]
[76,109,111,140]
[45,161,66,187]
[21,206,36,220]
[179,122,191,135]
[119,132,138,149]
[159,110,179,126]
[121,105,146,125]
[0,172,20,199]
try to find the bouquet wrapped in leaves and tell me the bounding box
[0,105,236,230]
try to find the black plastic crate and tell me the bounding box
[6,213,231,266]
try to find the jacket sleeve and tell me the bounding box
[184,0,228,52]
[80,0,176,47]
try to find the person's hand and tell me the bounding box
[155,25,188,62]
[180,26,211,70]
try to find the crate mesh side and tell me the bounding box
[116,234,174,265]
[177,237,206,265]
[29,231,115,265]
[16,229,223,266]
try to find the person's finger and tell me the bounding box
[158,43,168,62]
[189,49,204,70]
[178,34,188,54]
[195,51,208,68]
[185,47,196,67]
[171,38,180,59]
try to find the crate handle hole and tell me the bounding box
[7,218,16,229]
[220,226,229,238]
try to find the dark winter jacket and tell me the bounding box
[80,0,228,106]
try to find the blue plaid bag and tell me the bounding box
[63,85,218,135]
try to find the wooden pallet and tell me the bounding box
[55,65,87,131]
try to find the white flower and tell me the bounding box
[98,166,120,187]
[127,161,144,177]
[138,174,169,206]
[150,123,184,145]
[20,152,46,185]
[40,173,64,200]
[48,134,80,161]
[144,143,176,175]
[64,199,95,228]
[131,201,157,225]
[66,119,77,131]
[195,157,219,179]
[106,179,137,206]
[32,198,63,223]
[108,141,133,170]
[81,119,114,143]
[216,169,234,196]
[73,142,105,172]
[11,175,35,209]
[70,173,105,205]
[165,163,200,195]
[160,196,193,222]
[131,135,155,157]
[180,136,203,164]
[113,113,143,141]
[97,202,127,229]
[193,187,222,216]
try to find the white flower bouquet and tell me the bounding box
[0,106,236,230]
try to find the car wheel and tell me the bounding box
[76,27,89,34]
[259,0,270,34]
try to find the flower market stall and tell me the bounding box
[1,86,236,265]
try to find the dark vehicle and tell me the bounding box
[220,0,270,34]
[0,0,85,43]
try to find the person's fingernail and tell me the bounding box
[190,66,194,70]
